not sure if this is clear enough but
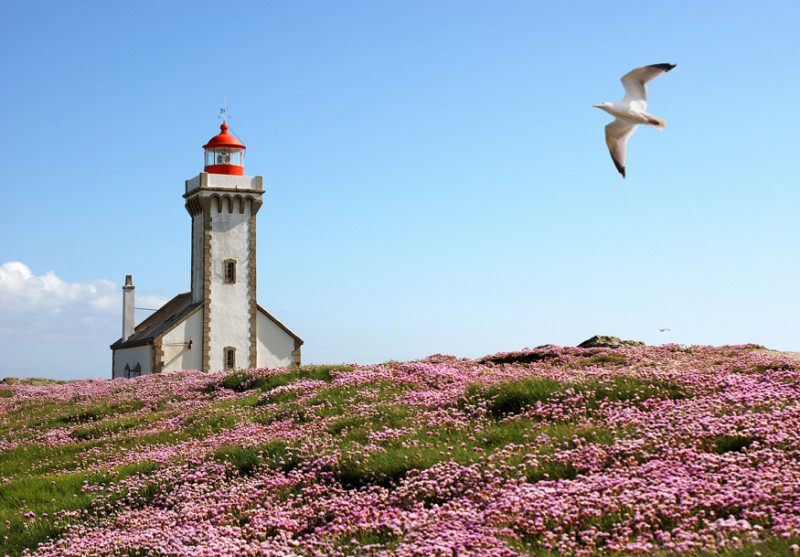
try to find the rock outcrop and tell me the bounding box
[578,335,645,349]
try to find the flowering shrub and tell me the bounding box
[2,344,800,556]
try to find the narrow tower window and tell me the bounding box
[224,347,236,370]
[224,259,237,284]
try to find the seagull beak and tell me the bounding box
[592,104,602,109]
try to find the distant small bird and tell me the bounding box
[593,63,676,178]
[657,328,671,333]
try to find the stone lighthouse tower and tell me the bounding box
[187,121,261,371]
[111,120,302,377]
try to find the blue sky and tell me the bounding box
[1,1,799,380]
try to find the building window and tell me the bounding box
[224,259,236,284]
[224,347,236,370]
[124,362,142,379]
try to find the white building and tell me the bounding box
[111,121,302,378]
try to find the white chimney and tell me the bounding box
[122,275,135,341]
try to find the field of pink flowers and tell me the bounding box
[2,344,800,556]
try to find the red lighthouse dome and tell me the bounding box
[203,122,246,175]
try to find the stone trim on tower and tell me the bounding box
[249,211,258,368]
[153,339,164,374]
[202,198,212,373]
[292,339,302,368]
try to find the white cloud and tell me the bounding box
[0,262,174,378]
[0,263,120,378]
[0,262,118,314]
[0,261,170,337]
[0,261,177,378]
[0,262,170,314]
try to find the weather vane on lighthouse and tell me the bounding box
[219,102,231,123]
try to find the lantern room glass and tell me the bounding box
[205,148,243,167]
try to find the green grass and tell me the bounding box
[72,413,156,441]
[322,370,623,490]
[321,404,413,454]
[464,377,565,417]
[577,375,688,404]
[370,404,413,437]
[750,361,797,373]
[1,402,54,433]
[0,462,159,557]
[213,440,298,477]
[56,400,145,426]
[220,370,258,392]
[0,441,103,476]
[0,367,339,556]
[309,385,362,417]
[251,370,405,430]
[462,373,686,420]
[310,381,408,419]
[326,415,372,439]
[252,375,402,427]
[0,430,186,481]
[333,416,615,490]
[220,365,353,393]
[0,392,221,554]
[505,529,800,556]
[524,459,578,482]
[480,350,563,366]
[578,353,629,367]
[332,528,402,553]
[1,363,667,554]
[502,536,561,556]
[713,536,800,556]
[710,434,755,454]
[0,416,181,557]
[1,357,775,556]
[182,411,238,437]
[334,444,444,489]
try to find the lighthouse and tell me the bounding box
[110,121,302,377]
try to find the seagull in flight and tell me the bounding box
[593,63,676,178]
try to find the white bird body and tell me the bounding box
[594,63,676,178]
[594,102,665,128]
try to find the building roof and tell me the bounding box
[110,292,200,350]
[110,294,303,350]
[203,122,246,150]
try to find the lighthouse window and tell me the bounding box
[216,150,231,164]
[224,259,237,284]
[224,347,236,370]
[204,148,243,167]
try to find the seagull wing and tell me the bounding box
[604,119,638,178]
[620,63,676,109]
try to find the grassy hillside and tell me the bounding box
[1,344,800,556]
